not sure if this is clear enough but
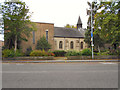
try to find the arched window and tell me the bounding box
[59,41,63,49]
[70,41,74,49]
[81,42,83,49]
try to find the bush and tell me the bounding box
[97,50,114,55]
[25,46,32,56]
[15,50,24,57]
[36,36,51,51]
[2,49,23,58]
[30,50,45,56]
[81,48,92,56]
[116,49,120,55]
[108,49,120,55]
[53,50,66,57]
[30,50,54,56]
[65,50,81,56]
[2,49,14,58]
[47,52,55,56]
[94,52,98,55]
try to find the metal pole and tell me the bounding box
[91,1,94,59]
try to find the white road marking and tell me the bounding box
[100,62,117,64]
[2,70,118,73]
[2,71,48,73]
[15,64,24,65]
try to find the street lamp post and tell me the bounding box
[91,0,97,59]
[91,1,94,59]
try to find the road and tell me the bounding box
[2,62,118,88]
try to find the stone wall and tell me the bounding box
[54,37,88,51]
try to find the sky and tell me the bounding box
[22,0,91,28]
[0,0,95,41]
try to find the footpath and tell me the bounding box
[2,59,119,63]
[2,56,119,63]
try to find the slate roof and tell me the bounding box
[54,27,85,38]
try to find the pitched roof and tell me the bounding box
[34,22,54,25]
[77,16,82,25]
[54,27,85,38]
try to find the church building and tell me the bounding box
[20,16,88,52]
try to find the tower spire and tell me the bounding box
[77,16,82,30]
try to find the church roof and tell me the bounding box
[54,27,85,38]
[77,16,82,25]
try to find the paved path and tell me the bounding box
[2,62,118,88]
[2,59,119,63]
[54,57,67,60]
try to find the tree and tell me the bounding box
[65,24,77,29]
[94,1,120,50]
[2,1,35,51]
[85,1,104,52]
[84,30,91,48]
[36,36,51,51]
[93,34,104,52]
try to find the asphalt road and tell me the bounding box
[2,62,118,88]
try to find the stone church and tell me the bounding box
[21,16,88,52]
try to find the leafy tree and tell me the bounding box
[2,1,36,51]
[94,1,120,50]
[36,36,51,51]
[93,34,104,52]
[65,24,77,29]
[86,1,97,28]
[85,1,104,52]
[84,30,91,48]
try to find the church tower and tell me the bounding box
[77,16,82,30]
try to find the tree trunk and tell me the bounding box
[98,45,100,53]
[14,35,17,52]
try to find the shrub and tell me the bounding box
[94,52,98,55]
[14,50,24,57]
[47,52,55,56]
[48,50,53,53]
[30,50,42,56]
[30,50,54,56]
[116,49,120,55]
[41,49,49,56]
[36,36,51,51]
[25,46,32,56]
[2,49,14,58]
[65,50,81,56]
[108,49,120,55]
[2,49,23,58]
[97,50,111,55]
[81,48,92,56]
[53,50,66,57]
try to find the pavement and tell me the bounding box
[2,62,118,88]
[2,59,119,63]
